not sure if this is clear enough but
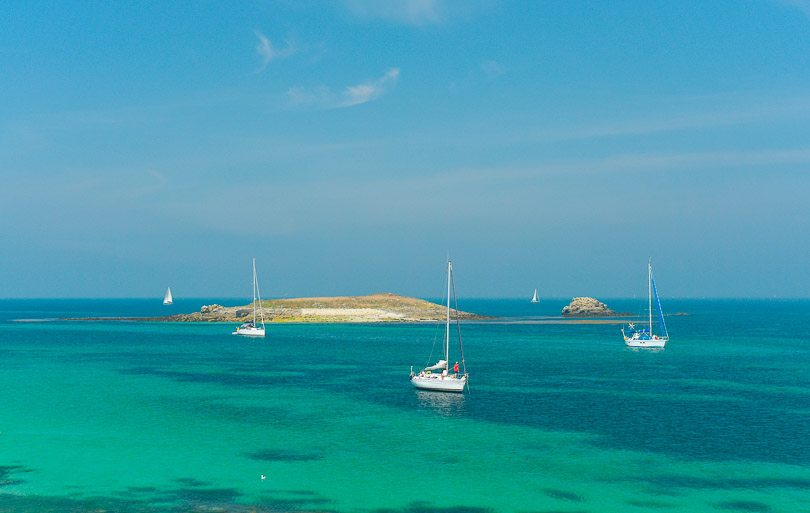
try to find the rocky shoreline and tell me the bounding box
[69,293,492,323]
[64,294,679,324]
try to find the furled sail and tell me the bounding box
[424,360,447,372]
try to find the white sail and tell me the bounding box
[622,259,668,348]
[163,287,173,305]
[531,288,539,302]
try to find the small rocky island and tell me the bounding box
[74,293,492,323]
[561,297,630,317]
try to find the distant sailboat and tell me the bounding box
[622,259,668,348]
[531,288,539,303]
[410,259,469,393]
[232,258,266,337]
[163,287,173,305]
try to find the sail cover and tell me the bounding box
[424,360,447,371]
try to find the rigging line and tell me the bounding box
[426,265,448,368]
[254,260,264,327]
[450,263,466,375]
[651,268,668,338]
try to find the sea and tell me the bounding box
[0,298,809,513]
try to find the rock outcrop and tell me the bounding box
[561,297,618,317]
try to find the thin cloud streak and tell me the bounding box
[287,68,400,109]
[156,145,810,238]
[410,94,810,147]
[254,30,296,72]
[340,68,400,107]
[452,147,810,184]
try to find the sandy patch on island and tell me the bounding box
[299,308,406,320]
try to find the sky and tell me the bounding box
[1,0,809,299]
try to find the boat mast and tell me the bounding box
[648,258,653,334]
[446,259,451,370]
[252,258,257,326]
[651,267,668,340]
[255,258,265,328]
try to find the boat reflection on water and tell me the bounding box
[414,389,467,417]
[625,346,665,354]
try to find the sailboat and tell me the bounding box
[232,258,266,337]
[531,288,539,303]
[410,259,469,393]
[622,259,668,348]
[163,287,173,305]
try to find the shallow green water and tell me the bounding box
[1,299,808,512]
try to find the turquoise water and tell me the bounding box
[1,299,809,512]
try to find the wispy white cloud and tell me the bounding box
[254,30,296,72]
[533,97,810,143]
[452,147,810,184]
[480,60,505,78]
[288,68,401,109]
[345,0,442,24]
[341,68,400,107]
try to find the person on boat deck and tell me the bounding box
[453,362,459,374]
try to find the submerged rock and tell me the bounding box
[561,297,617,317]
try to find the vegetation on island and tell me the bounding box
[85,293,492,323]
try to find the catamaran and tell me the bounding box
[232,258,266,337]
[410,259,469,393]
[163,287,173,305]
[531,288,539,303]
[622,259,668,348]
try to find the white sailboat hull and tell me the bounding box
[233,326,265,337]
[410,374,467,393]
[624,336,667,348]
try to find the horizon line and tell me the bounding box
[1,296,808,301]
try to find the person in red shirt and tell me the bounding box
[453,362,459,375]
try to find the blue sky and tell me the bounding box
[2,0,809,299]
